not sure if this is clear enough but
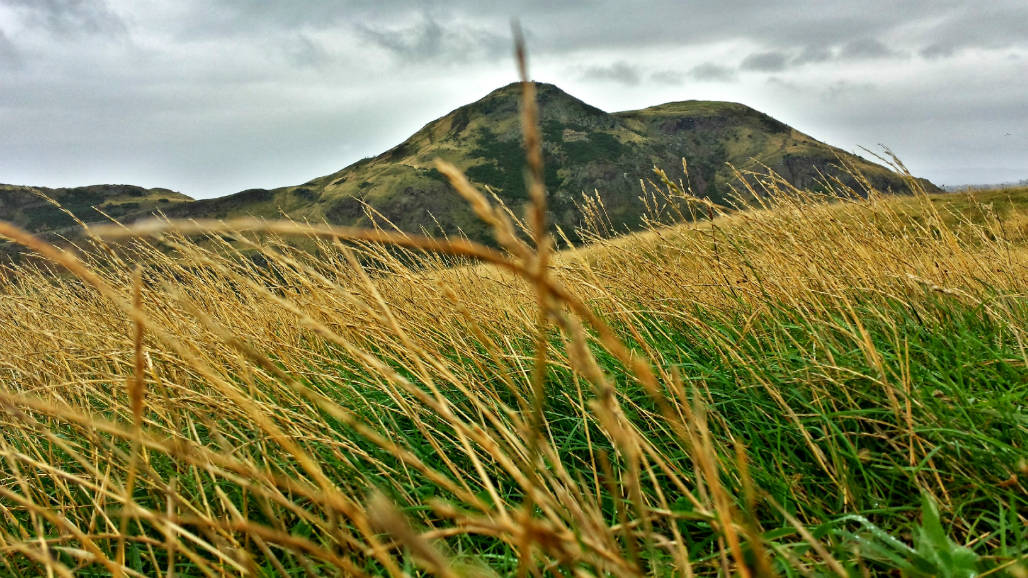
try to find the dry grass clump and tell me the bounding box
[1,64,1025,576]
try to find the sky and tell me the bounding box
[1,1,1026,199]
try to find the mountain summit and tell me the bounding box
[5,83,934,245]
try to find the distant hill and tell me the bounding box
[0,183,191,235]
[942,179,1028,192]
[3,82,937,248]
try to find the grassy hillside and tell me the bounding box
[160,83,935,244]
[0,153,1023,577]
[0,183,191,234]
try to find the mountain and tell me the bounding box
[158,83,934,241]
[3,83,936,247]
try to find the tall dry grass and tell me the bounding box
[0,56,1026,576]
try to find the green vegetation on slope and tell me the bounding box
[0,183,191,234]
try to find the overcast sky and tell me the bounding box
[1,1,1026,198]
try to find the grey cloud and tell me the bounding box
[580,61,641,85]
[4,0,126,36]
[146,1,1028,64]
[689,62,736,82]
[792,38,900,66]
[840,38,899,59]
[510,2,940,59]
[0,29,20,68]
[793,45,832,65]
[166,1,358,36]
[766,76,801,92]
[741,51,788,72]
[353,15,507,64]
[821,79,878,102]
[356,17,443,61]
[914,4,1028,60]
[650,70,684,85]
[283,34,330,68]
[920,42,957,60]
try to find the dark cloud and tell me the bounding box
[920,42,957,60]
[580,61,642,85]
[138,1,1028,62]
[741,51,788,72]
[791,38,901,66]
[793,45,833,65]
[912,3,1028,60]
[765,76,801,92]
[840,38,899,59]
[356,17,445,62]
[649,70,684,84]
[283,34,330,68]
[0,29,20,68]
[821,79,877,102]
[353,14,507,64]
[689,63,736,82]
[4,0,125,36]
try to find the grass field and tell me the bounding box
[0,81,1025,576]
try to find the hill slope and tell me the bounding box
[0,183,191,235]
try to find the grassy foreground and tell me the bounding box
[1,91,1026,575]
